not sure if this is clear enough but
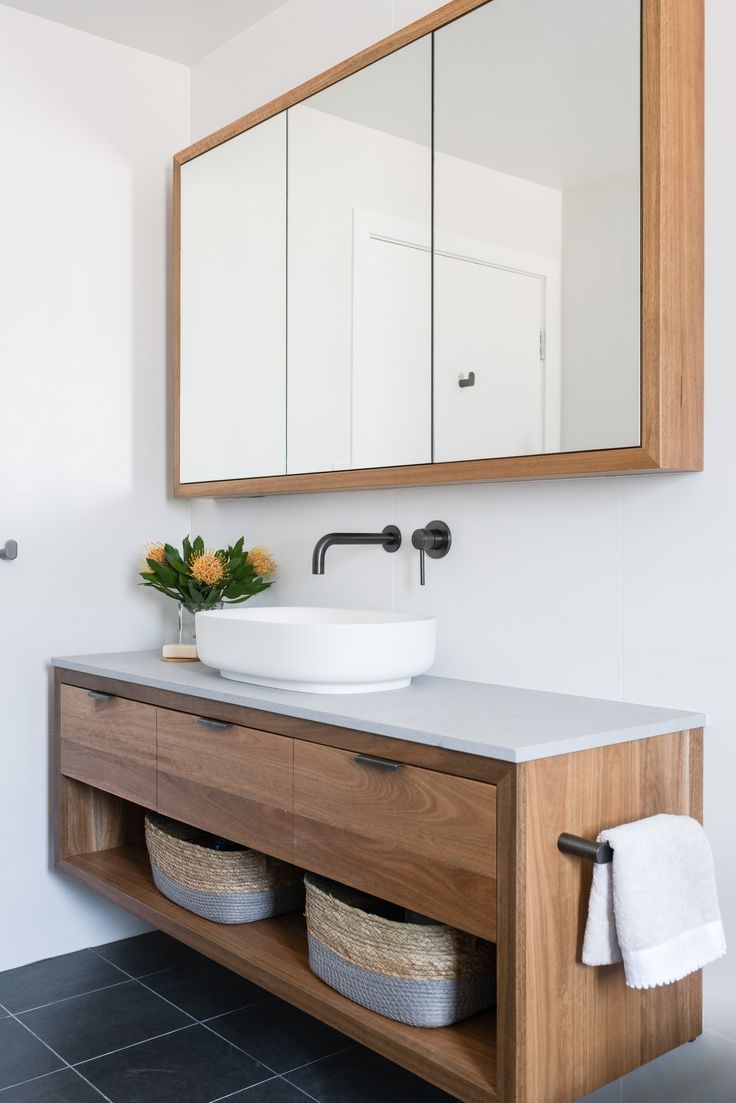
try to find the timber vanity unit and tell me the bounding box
[54,653,706,1103]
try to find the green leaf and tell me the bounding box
[164,549,189,577]
[192,535,204,556]
[188,582,204,606]
[149,560,179,588]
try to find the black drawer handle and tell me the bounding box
[87,691,113,703]
[196,717,233,732]
[354,753,401,772]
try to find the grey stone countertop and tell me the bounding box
[52,651,706,764]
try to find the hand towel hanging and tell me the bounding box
[582,814,726,989]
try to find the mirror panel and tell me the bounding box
[286,37,432,474]
[174,0,702,496]
[433,0,641,462]
[179,115,286,483]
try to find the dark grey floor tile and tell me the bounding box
[208,997,351,1074]
[0,1067,106,1101]
[0,1018,64,1091]
[286,1044,457,1102]
[18,980,192,1065]
[92,931,201,978]
[0,950,124,1014]
[223,1079,315,1101]
[142,958,268,1021]
[80,1023,271,1103]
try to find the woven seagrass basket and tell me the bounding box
[145,812,304,924]
[304,873,496,1027]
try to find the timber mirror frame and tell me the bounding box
[172,0,703,499]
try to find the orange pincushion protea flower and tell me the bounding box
[141,542,167,571]
[140,535,274,609]
[189,550,226,586]
[247,546,276,577]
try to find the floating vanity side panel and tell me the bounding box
[517,729,703,1103]
[494,764,527,1103]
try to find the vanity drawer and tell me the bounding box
[293,742,497,939]
[156,708,294,863]
[60,684,157,807]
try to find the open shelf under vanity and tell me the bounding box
[59,841,498,1102]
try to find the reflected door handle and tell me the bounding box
[0,539,18,561]
[458,372,475,388]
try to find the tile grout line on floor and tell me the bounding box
[3,934,461,1102]
[90,946,201,981]
[0,1004,112,1102]
[11,978,132,1016]
[206,1078,280,1103]
[91,947,365,1094]
[201,995,280,1024]
[113,959,282,1077]
[280,1041,360,1077]
[74,1022,199,1067]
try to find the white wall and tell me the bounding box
[0,4,190,969]
[189,1,736,1099]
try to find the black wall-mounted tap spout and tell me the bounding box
[312,525,401,575]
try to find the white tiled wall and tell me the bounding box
[187,0,736,1097]
[0,6,190,969]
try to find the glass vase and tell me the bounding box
[177,601,223,646]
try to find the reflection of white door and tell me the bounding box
[434,254,545,462]
[351,212,431,470]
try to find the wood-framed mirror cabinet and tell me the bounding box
[172,0,703,499]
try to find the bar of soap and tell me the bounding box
[162,644,199,662]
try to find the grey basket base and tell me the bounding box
[308,935,495,1028]
[151,863,304,924]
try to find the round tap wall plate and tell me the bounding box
[426,521,451,559]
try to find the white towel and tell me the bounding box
[582,814,726,989]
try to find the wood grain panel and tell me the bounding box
[294,742,496,937]
[518,729,703,1103]
[641,0,704,471]
[60,685,156,807]
[156,707,294,862]
[494,765,526,1103]
[57,668,510,784]
[58,777,145,862]
[59,845,498,1103]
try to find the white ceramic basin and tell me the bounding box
[195,606,436,693]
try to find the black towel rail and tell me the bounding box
[557,833,613,864]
